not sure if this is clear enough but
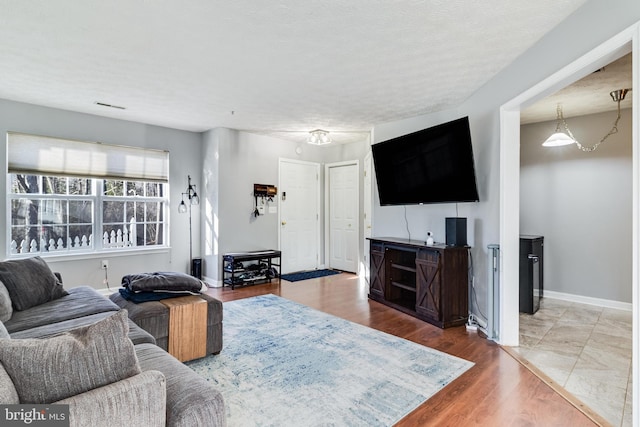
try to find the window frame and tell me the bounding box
[7,174,170,258]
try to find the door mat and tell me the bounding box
[280,269,341,282]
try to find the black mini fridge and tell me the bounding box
[519,235,543,314]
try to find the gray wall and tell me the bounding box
[520,109,632,303]
[0,99,369,288]
[201,128,370,283]
[371,0,640,321]
[0,98,203,290]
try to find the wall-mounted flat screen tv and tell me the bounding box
[372,116,479,205]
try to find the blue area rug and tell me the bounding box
[186,294,473,426]
[280,269,341,282]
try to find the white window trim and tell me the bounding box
[7,176,169,258]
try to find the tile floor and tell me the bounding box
[514,298,633,427]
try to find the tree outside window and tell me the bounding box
[9,174,167,255]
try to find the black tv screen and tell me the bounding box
[372,117,479,205]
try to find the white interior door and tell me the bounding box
[327,161,359,273]
[279,159,320,273]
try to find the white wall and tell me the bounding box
[201,128,370,283]
[201,128,222,284]
[521,109,632,303]
[371,0,640,323]
[0,98,202,290]
[372,109,493,321]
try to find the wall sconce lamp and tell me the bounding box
[308,129,332,145]
[542,88,631,152]
[178,175,199,275]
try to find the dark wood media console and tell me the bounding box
[368,237,469,328]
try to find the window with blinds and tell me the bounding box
[7,133,170,257]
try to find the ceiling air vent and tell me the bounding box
[94,101,126,110]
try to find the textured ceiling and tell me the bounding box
[0,1,589,144]
[521,53,633,124]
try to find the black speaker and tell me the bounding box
[191,258,202,279]
[445,217,467,246]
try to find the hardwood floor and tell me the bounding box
[205,273,597,426]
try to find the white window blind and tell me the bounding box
[7,132,169,182]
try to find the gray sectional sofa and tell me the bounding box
[0,257,226,427]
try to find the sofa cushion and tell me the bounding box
[0,310,141,403]
[9,312,115,339]
[0,281,12,322]
[8,311,155,347]
[0,363,19,404]
[0,321,8,339]
[56,370,167,427]
[4,286,119,334]
[135,343,226,427]
[0,257,67,311]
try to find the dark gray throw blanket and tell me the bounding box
[122,272,204,294]
[119,288,194,303]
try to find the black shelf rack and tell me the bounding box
[222,250,281,290]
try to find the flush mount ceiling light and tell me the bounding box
[307,129,331,145]
[542,88,631,152]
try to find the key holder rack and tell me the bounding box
[253,184,278,217]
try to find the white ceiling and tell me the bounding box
[521,53,633,124]
[0,1,590,144]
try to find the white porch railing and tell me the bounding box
[10,219,137,254]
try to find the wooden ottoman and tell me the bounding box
[109,292,223,360]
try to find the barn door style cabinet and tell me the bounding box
[368,237,469,328]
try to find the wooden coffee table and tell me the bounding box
[160,295,208,362]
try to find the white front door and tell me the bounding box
[327,161,359,273]
[279,159,320,274]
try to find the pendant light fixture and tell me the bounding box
[542,88,631,152]
[541,104,575,147]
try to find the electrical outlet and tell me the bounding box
[101,260,109,270]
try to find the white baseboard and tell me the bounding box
[204,276,223,288]
[544,290,632,312]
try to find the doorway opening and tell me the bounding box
[499,24,638,427]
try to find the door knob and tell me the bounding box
[281,221,286,226]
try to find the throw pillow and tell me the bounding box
[0,321,8,339]
[0,257,68,311]
[0,281,12,322]
[0,363,19,404]
[0,310,141,403]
